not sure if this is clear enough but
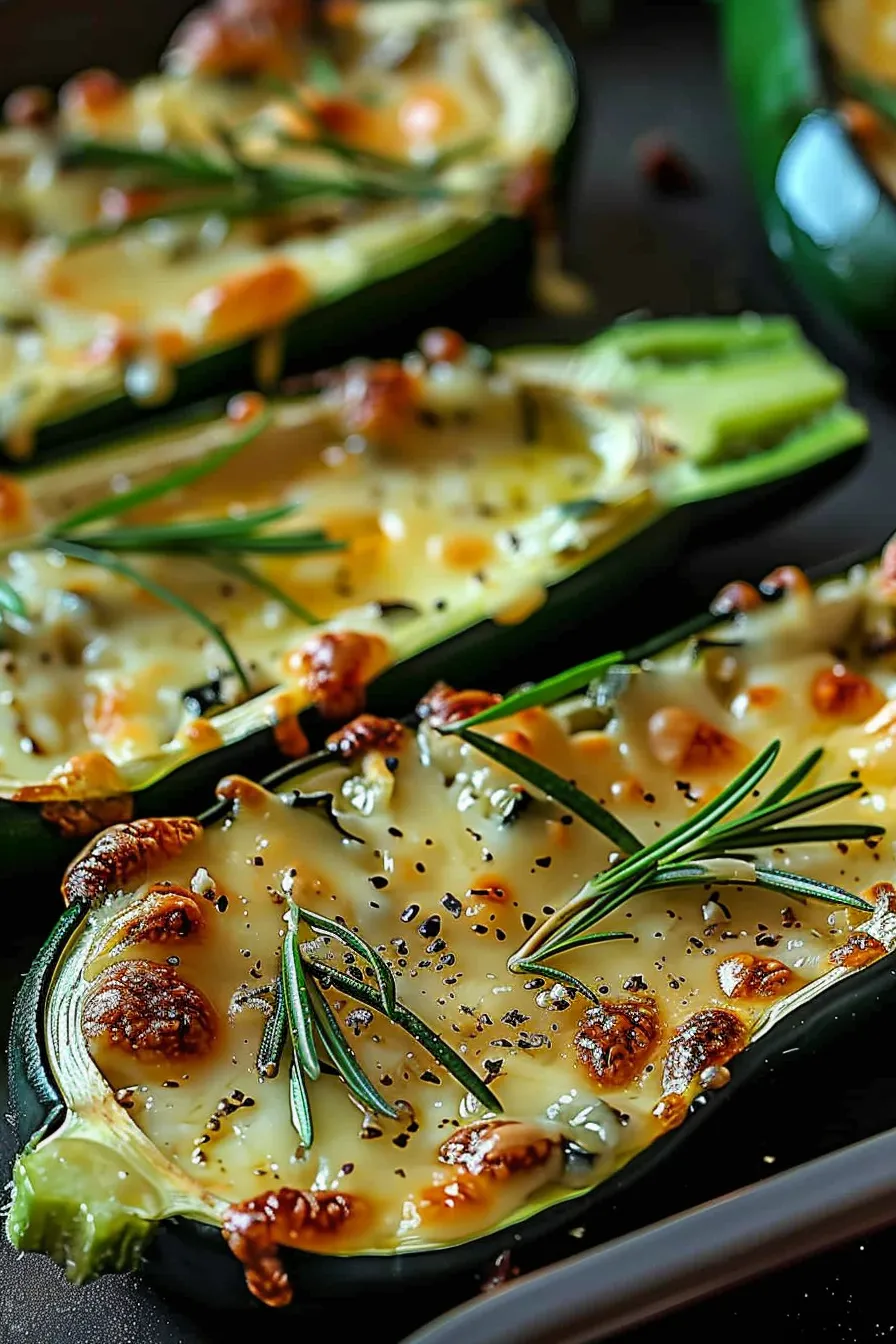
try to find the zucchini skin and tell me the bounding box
[721,0,896,343]
[1,431,862,886]
[11,561,896,1309]
[10,3,579,464]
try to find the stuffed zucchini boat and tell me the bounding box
[0,316,866,878]
[721,0,896,343]
[0,0,576,457]
[10,535,896,1307]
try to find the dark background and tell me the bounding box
[3,1,896,1341]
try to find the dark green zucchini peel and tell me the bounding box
[0,315,867,880]
[8,538,896,1307]
[721,0,896,343]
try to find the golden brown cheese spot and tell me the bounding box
[661,1008,748,1099]
[438,1120,557,1179]
[504,149,553,215]
[829,931,888,970]
[82,960,215,1058]
[214,774,271,809]
[419,328,468,365]
[178,718,225,754]
[647,707,742,772]
[717,953,793,1000]
[811,665,885,720]
[574,997,661,1087]
[95,883,204,955]
[165,0,305,77]
[340,360,418,440]
[733,685,781,714]
[222,1189,357,1308]
[759,565,811,599]
[710,580,763,617]
[189,263,311,344]
[12,751,128,804]
[416,682,502,730]
[58,68,125,121]
[3,85,54,128]
[62,817,202,906]
[867,881,896,914]
[0,474,32,535]
[284,631,388,720]
[326,714,405,761]
[39,794,134,841]
[839,98,884,148]
[266,690,310,760]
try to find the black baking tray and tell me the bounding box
[4,2,896,1341]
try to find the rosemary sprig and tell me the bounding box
[441,610,730,731]
[1,404,342,684]
[47,537,253,694]
[270,899,501,1147]
[455,727,642,855]
[445,723,883,1002]
[55,405,275,531]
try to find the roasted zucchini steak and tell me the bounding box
[0,317,866,877]
[0,0,576,456]
[11,539,896,1307]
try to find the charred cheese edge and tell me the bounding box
[31,550,896,1303]
[0,0,573,449]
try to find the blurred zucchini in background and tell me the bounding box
[0,0,577,457]
[0,314,866,880]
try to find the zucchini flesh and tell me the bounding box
[9,542,896,1304]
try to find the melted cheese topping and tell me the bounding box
[0,351,663,788]
[0,0,573,444]
[72,561,896,1255]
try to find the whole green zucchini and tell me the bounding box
[9,536,896,1307]
[0,0,577,458]
[0,315,866,879]
[721,0,896,342]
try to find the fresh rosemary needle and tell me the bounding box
[0,403,343,687]
[442,724,884,1004]
[269,895,502,1147]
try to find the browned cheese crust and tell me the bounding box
[717,953,794,1000]
[62,817,202,906]
[82,959,216,1058]
[326,714,406,761]
[416,682,502,729]
[94,882,204,955]
[655,1008,748,1129]
[222,1188,358,1307]
[286,631,387,720]
[574,997,661,1086]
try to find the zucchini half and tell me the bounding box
[720,0,896,344]
[0,0,577,458]
[9,537,896,1308]
[0,316,866,879]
